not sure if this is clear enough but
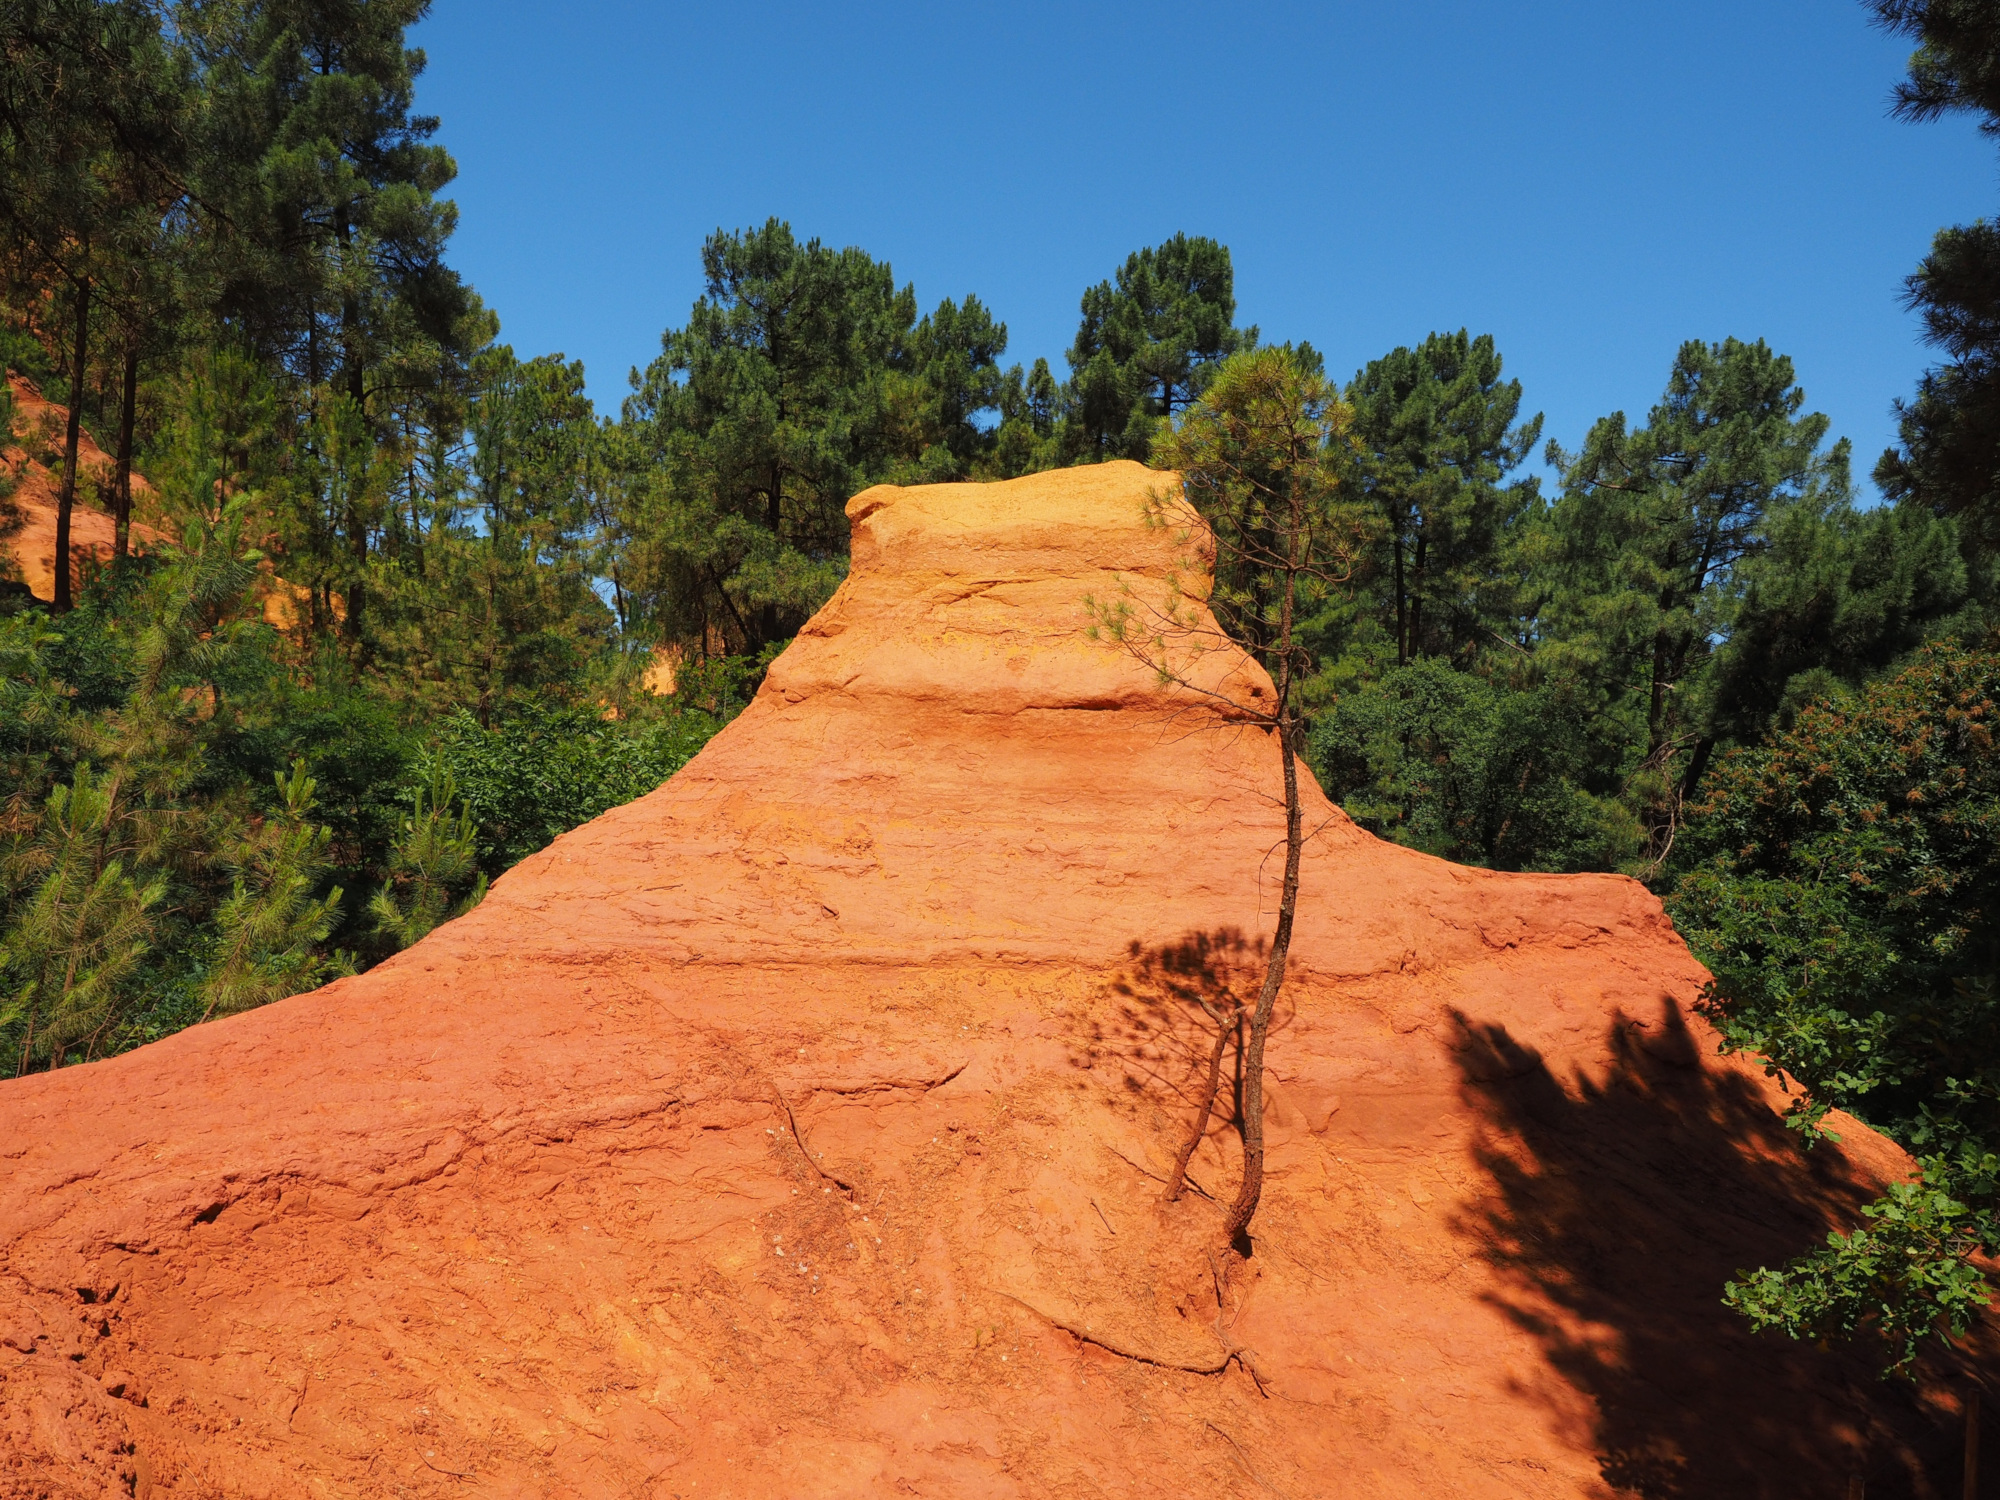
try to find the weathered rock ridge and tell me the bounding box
[0,462,1972,1497]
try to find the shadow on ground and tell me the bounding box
[1449,999,1972,1499]
[1075,929,1297,1197]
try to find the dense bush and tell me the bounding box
[431,699,722,875]
[1667,644,2000,1369]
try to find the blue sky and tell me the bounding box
[411,0,1996,495]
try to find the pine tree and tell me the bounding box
[1345,331,1543,667]
[1064,234,1257,462]
[887,293,1010,479]
[622,219,915,655]
[1545,338,1852,863]
[367,762,484,949]
[186,0,481,639]
[1,766,163,1071]
[200,760,350,1020]
[1863,1,2000,560]
[0,0,190,609]
[1095,346,1369,1245]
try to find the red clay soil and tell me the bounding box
[2,374,164,601]
[0,462,1986,1498]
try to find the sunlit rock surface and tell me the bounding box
[0,461,1967,1497]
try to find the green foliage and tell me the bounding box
[185,0,478,395]
[1710,489,1976,740]
[1123,345,1366,687]
[1344,330,1543,670]
[1312,656,1638,872]
[1,767,164,1072]
[1670,644,2000,1135]
[1543,339,1856,850]
[1305,335,1963,883]
[430,697,722,875]
[213,680,415,889]
[1064,234,1257,463]
[367,763,484,950]
[1725,1165,2000,1377]
[201,761,351,1019]
[621,219,1031,657]
[1867,1,2000,551]
[1667,644,2000,1369]
[622,220,916,654]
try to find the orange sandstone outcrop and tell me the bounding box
[1,374,320,629]
[2,374,164,601]
[0,462,1977,1497]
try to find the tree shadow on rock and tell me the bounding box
[1078,929,1295,1199]
[1449,998,1962,1499]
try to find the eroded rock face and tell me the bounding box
[1,374,163,603]
[0,462,1967,1497]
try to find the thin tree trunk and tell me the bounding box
[1225,716,1303,1244]
[114,339,137,559]
[1647,626,1673,754]
[1409,530,1427,660]
[1226,537,1304,1245]
[53,277,92,614]
[1165,1006,1239,1202]
[1391,519,1408,668]
[337,211,367,646]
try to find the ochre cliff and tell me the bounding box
[0,462,1974,1497]
[1,373,163,601]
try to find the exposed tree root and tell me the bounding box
[1000,1292,1232,1375]
[772,1091,855,1197]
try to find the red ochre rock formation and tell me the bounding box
[1,375,313,626]
[0,461,1977,1497]
[1,373,165,602]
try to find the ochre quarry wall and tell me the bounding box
[1,374,164,602]
[0,462,1976,1497]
